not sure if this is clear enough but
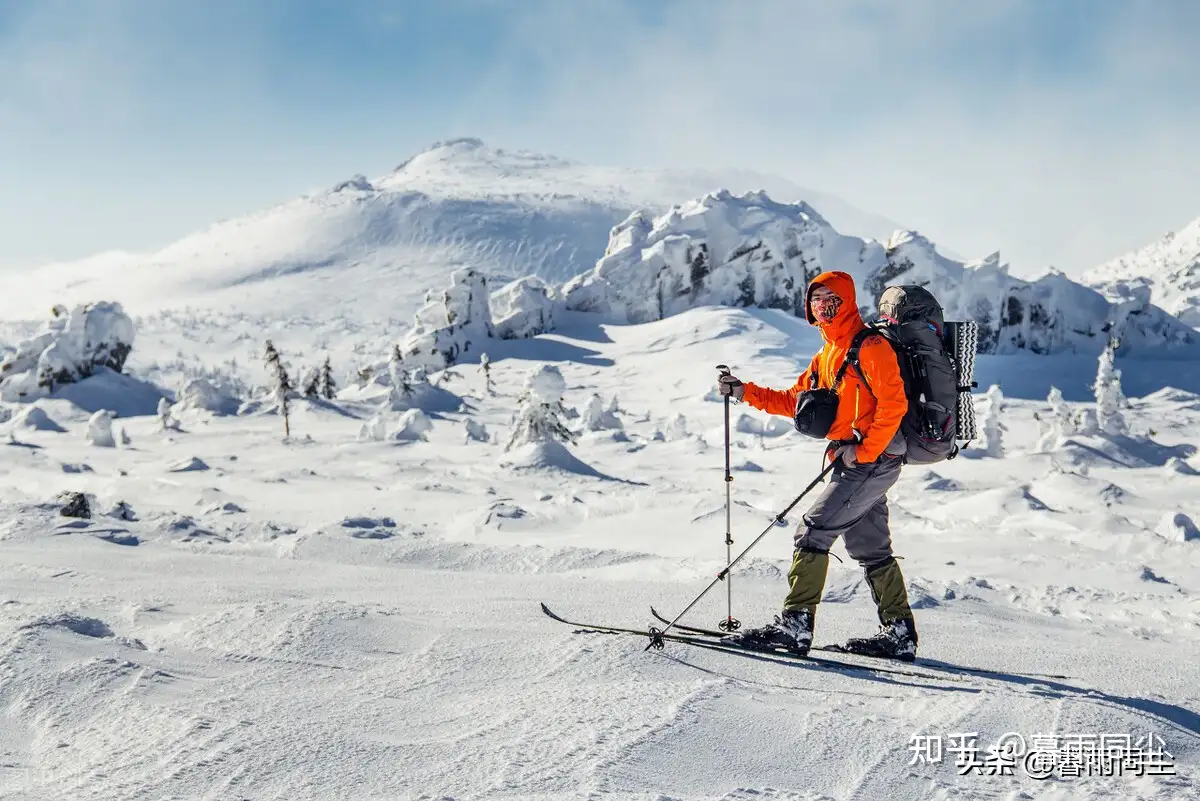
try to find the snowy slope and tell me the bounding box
[1085,216,1200,327]
[565,191,1199,356]
[1,306,1198,800]
[0,139,903,322]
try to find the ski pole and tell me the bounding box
[646,460,837,650]
[715,364,740,633]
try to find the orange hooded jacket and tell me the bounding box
[742,271,908,463]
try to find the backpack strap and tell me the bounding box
[835,326,876,394]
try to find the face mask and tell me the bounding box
[812,294,842,323]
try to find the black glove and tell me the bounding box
[717,373,744,401]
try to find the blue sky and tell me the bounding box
[2,0,1198,274]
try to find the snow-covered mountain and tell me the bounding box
[1,139,903,322]
[563,191,1198,356]
[1085,216,1200,327]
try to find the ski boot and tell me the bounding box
[842,617,918,662]
[720,608,814,656]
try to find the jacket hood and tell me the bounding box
[805,272,864,344]
[804,271,858,324]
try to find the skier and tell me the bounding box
[716,271,919,661]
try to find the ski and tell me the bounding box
[542,603,960,682]
[648,606,1072,682]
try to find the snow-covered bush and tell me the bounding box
[1094,341,1128,436]
[157,398,180,431]
[399,268,494,372]
[0,302,135,402]
[581,393,622,431]
[507,365,574,450]
[387,356,461,414]
[492,276,558,339]
[86,410,116,448]
[174,378,240,416]
[393,409,433,442]
[358,413,387,442]
[388,345,412,410]
[980,385,1006,457]
[465,418,490,443]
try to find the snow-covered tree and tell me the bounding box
[393,409,433,442]
[479,352,494,395]
[388,344,412,410]
[1074,406,1100,436]
[86,410,116,447]
[435,368,461,387]
[318,356,336,400]
[581,393,622,431]
[1034,386,1074,451]
[506,365,574,451]
[980,384,1005,457]
[118,426,132,447]
[301,367,320,398]
[264,340,294,437]
[1094,340,1128,436]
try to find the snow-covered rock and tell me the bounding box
[0,302,135,402]
[399,268,494,371]
[167,456,210,473]
[1086,216,1200,327]
[563,191,830,323]
[561,190,1198,356]
[492,276,558,340]
[1155,511,1199,543]
[392,409,433,442]
[86,410,116,448]
[877,232,1194,355]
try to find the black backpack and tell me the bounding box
[844,285,978,464]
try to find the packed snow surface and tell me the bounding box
[1,306,1197,800]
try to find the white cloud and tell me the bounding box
[464,0,1200,276]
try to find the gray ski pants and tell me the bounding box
[795,455,903,566]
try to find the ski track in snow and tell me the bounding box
[0,306,1198,800]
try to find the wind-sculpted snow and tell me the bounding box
[563,191,1198,356]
